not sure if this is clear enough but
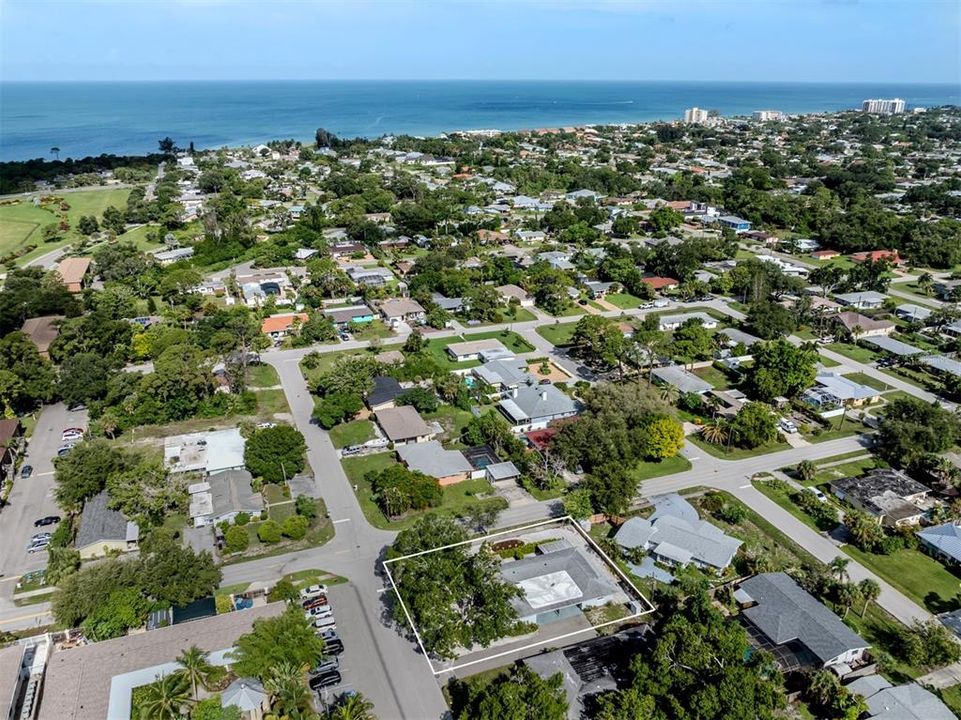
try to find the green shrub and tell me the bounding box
[234,512,250,526]
[295,495,318,519]
[281,514,309,540]
[257,519,282,544]
[224,525,249,554]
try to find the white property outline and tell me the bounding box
[381,515,656,675]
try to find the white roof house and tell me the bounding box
[165,428,246,476]
[498,384,579,432]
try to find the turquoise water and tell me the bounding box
[1,80,958,161]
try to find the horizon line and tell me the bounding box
[2,78,957,86]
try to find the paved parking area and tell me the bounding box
[0,403,87,579]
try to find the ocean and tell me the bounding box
[1,80,958,162]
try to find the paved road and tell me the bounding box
[0,403,87,627]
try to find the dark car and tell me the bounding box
[310,658,339,676]
[323,638,344,655]
[34,515,61,527]
[20,465,32,479]
[303,596,329,610]
[308,670,342,690]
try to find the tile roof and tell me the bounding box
[260,313,308,334]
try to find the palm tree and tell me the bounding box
[264,661,311,718]
[828,556,849,583]
[333,693,376,720]
[918,272,934,296]
[700,420,729,446]
[835,582,860,618]
[796,460,818,483]
[807,669,841,707]
[858,578,881,617]
[138,672,191,720]
[658,383,679,405]
[851,324,864,344]
[176,645,218,702]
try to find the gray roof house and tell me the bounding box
[651,365,713,395]
[76,490,140,559]
[472,359,535,393]
[658,312,718,331]
[847,676,955,720]
[833,290,888,310]
[831,469,932,527]
[221,678,269,717]
[375,406,435,445]
[613,493,742,573]
[396,441,474,484]
[500,545,617,624]
[498,384,579,432]
[736,572,870,671]
[917,522,961,565]
[188,469,263,528]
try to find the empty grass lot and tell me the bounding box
[841,372,892,392]
[329,419,376,448]
[536,321,578,347]
[692,365,733,389]
[341,453,506,530]
[688,433,788,460]
[605,292,645,309]
[825,343,880,364]
[0,188,132,263]
[631,454,692,482]
[841,545,961,614]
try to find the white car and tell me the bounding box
[300,584,328,600]
[305,605,333,620]
[805,487,828,503]
[313,616,337,630]
[62,428,85,442]
[778,418,798,434]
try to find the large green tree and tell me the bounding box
[456,666,568,720]
[229,607,325,680]
[744,339,819,402]
[244,425,307,482]
[877,397,961,468]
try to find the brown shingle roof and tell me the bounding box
[375,406,433,442]
[20,315,62,354]
[55,257,92,287]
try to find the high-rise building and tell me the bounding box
[752,110,783,122]
[861,98,906,115]
[683,107,711,125]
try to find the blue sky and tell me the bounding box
[1,0,958,83]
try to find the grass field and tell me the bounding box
[606,292,644,309]
[300,349,369,384]
[0,188,132,263]
[255,389,290,416]
[825,342,880,364]
[688,433,788,460]
[842,545,961,613]
[631,454,692,482]
[536,321,578,347]
[692,365,733,389]
[247,363,280,388]
[115,224,166,251]
[329,419,376,448]
[341,453,506,530]
[842,372,892,392]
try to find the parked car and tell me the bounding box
[805,487,828,503]
[34,515,60,527]
[31,533,52,541]
[310,657,339,676]
[305,605,333,619]
[256,422,276,429]
[308,670,342,691]
[339,332,351,342]
[303,596,329,610]
[56,446,73,457]
[300,584,328,600]
[62,428,84,442]
[313,616,337,630]
[20,465,32,479]
[778,418,798,434]
[27,541,49,553]
[323,638,344,655]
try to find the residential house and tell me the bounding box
[584,281,618,299]
[613,493,742,573]
[803,372,882,407]
[498,384,579,432]
[55,257,92,293]
[323,304,375,328]
[19,316,62,359]
[920,355,961,381]
[538,251,575,271]
[735,572,870,673]
[75,490,140,560]
[260,313,308,340]
[500,543,617,625]
[650,365,713,395]
[861,335,923,359]
[658,312,718,331]
[717,215,752,232]
[486,461,521,484]
[830,469,933,527]
[894,303,932,323]
[165,428,247,476]
[811,249,841,261]
[221,678,270,720]
[153,246,195,265]
[365,375,406,411]
[375,406,435,445]
[641,276,680,293]
[379,298,426,326]
[188,469,263,528]
[833,311,895,338]
[472,359,535,395]
[933,280,961,301]
[833,291,888,310]
[850,249,904,266]
[345,265,394,286]
[496,284,534,308]
[446,338,512,362]
[847,675,955,720]
[431,293,464,313]
[396,440,474,485]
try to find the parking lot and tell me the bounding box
[0,403,87,580]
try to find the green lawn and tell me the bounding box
[812,457,885,486]
[256,389,290,416]
[351,319,394,342]
[753,479,831,533]
[263,483,289,505]
[825,343,880,364]
[631,454,692,481]
[247,364,280,388]
[688,434,788,460]
[692,365,733,389]
[329,419,375,449]
[538,302,584,318]
[606,292,644,309]
[817,354,841,367]
[938,684,961,718]
[115,224,165,251]
[500,307,536,323]
[300,349,369,384]
[842,372,892,392]
[807,415,867,443]
[536,321,578,347]
[0,188,132,263]
[341,453,506,530]
[423,405,477,442]
[842,545,961,613]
